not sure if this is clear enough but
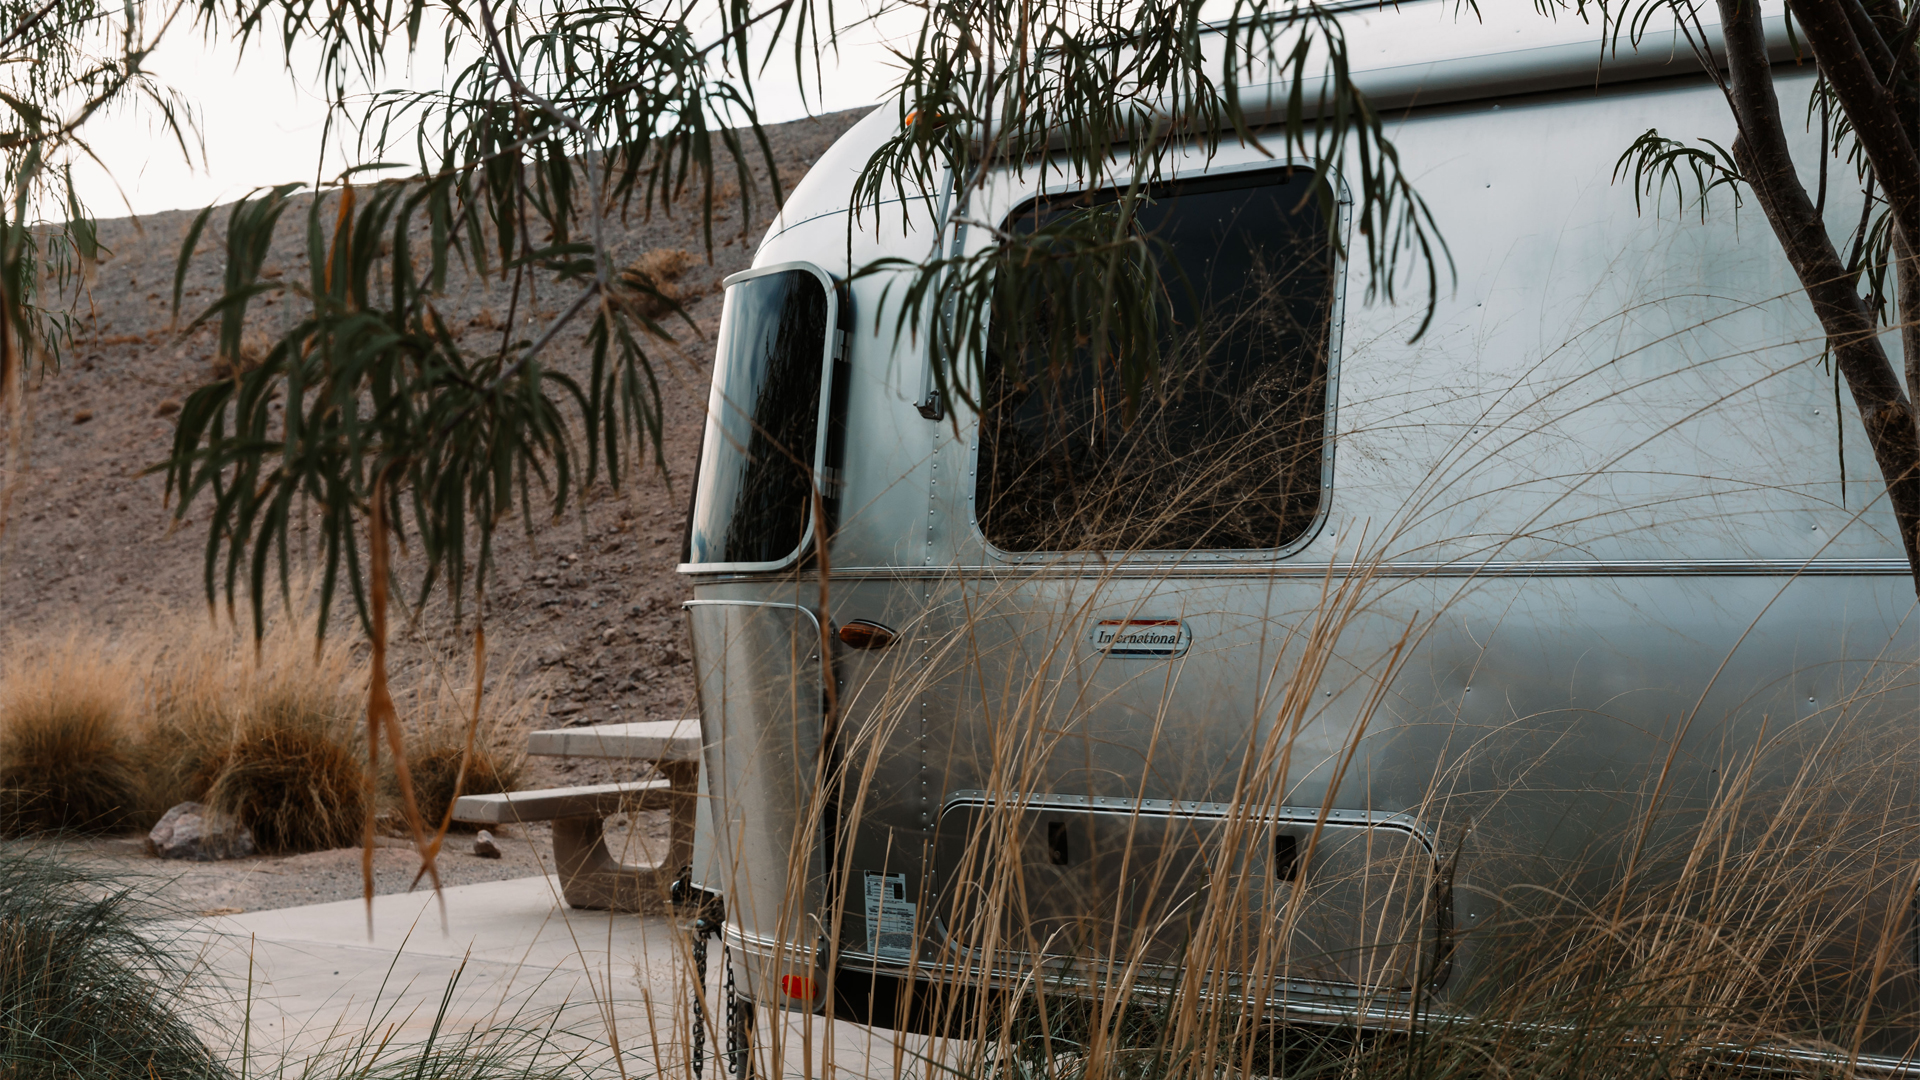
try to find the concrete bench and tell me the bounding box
[455,719,701,913]
[452,779,674,824]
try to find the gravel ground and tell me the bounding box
[45,809,672,915]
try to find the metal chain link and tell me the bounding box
[724,936,746,1080]
[678,867,743,1080]
[690,921,709,1078]
[689,915,746,1079]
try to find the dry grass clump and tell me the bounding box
[618,247,698,319]
[406,739,520,834]
[142,625,243,809]
[206,710,366,854]
[149,609,370,853]
[0,633,146,836]
[142,613,532,848]
[397,657,533,832]
[0,597,529,852]
[0,602,377,851]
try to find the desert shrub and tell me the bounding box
[0,601,527,852]
[406,740,522,834]
[142,623,240,810]
[0,634,147,836]
[0,846,230,1079]
[395,659,531,832]
[619,247,697,318]
[205,673,366,854]
[206,716,366,854]
[142,604,372,853]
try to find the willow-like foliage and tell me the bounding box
[161,0,1456,889]
[861,0,1446,421]
[169,0,1453,643]
[0,0,191,420]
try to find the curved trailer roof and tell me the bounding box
[974,4,1804,145]
[767,4,1802,243]
[1217,4,1800,123]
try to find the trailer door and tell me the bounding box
[681,262,845,1001]
[687,599,827,991]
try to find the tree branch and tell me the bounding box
[1862,0,1920,167]
[1888,0,1920,69]
[1845,0,1897,79]
[1792,3,1920,261]
[1717,0,1920,586]
[0,0,64,55]
[1895,231,1920,397]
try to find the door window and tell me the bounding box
[685,264,838,570]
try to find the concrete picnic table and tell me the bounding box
[453,717,702,911]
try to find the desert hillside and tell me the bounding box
[0,107,871,800]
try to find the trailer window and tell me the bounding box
[977,170,1334,554]
[685,267,834,569]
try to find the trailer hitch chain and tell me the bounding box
[673,867,751,1080]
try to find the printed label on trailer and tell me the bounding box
[863,872,916,957]
[1086,619,1191,658]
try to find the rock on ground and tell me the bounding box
[148,801,255,861]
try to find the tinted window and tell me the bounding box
[978,171,1334,553]
[686,269,832,567]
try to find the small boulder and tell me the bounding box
[147,802,255,861]
[473,830,501,859]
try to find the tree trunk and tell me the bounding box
[1717,0,1920,592]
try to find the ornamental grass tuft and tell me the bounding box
[0,633,146,836]
[0,845,229,1079]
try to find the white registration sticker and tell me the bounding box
[863,872,915,957]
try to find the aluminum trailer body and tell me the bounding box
[678,1,1920,1057]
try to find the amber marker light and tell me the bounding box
[838,620,898,649]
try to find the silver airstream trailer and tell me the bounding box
[678,1,1920,1067]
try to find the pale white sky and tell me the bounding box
[72,3,904,218]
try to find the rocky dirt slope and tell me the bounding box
[3,107,870,908]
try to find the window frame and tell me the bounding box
[964,158,1351,565]
[679,260,845,576]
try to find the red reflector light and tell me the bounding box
[781,975,816,1000]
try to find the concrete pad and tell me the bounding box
[170,874,942,1079]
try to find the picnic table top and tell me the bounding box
[525,717,701,761]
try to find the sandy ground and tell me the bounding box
[0,107,869,908]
